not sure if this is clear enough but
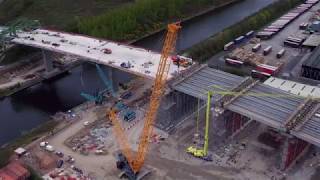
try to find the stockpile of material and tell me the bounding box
[229,48,265,66]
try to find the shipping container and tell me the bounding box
[263,28,280,32]
[251,70,271,80]
[245,30,255,38]
[256,64,279,75]
[225,58,244,66]
[284,40,301,48]
[234,36,245,44]
[268,25,283,29]
[277,49,286,58]
[252,43,261,52]
[224,42,235,51]
[287,36,303,43]
[256,32,274,39]
[263,46,272,56]
[299,22,308,30]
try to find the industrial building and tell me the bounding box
[302,45,320,80]
[0,161,30,180]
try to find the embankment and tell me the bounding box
[75,0,242,41]
[183,0,304,62]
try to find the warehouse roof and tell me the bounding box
[264,77,320,97]
[302,45,320,69]
[303,34,320,47]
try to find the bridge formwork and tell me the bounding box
[154,65,319,171]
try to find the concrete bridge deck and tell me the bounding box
[8,29,187,79]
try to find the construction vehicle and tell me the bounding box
[80,64,115,104]
[186,85,305,161]
[108,23,181,180]
[186,91,213,161]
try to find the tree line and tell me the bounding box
[75,0,232,41]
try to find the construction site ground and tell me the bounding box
[16,3,320,180]
[23,74,320,180]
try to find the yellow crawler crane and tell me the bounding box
[108,23,181,180]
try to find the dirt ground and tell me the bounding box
[37,102,320,180]
[22,76,320,180]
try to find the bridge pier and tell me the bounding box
[281,136,310,170]
[106,66,117,92]
[41,49,54,74]
[224,111,252,138]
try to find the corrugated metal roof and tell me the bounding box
[302,45,320,69]
[302,34,320,47]
[264,77,320,97]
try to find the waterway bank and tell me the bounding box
[127,0,243,45]
[134,0,278,51]
[0,60,82,98]
[0,0,280,148]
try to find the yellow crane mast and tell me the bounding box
[108,23,181,180]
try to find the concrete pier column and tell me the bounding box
[281,136,310,170]
[106,66,117,92]
[225,111,251,138]
[41,49,54,73]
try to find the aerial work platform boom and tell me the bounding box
[186,86,305,161]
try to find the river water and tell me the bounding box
[133,0,277,51]
[0,0,277,145]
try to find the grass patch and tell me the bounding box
[0,120,59,168]
[0,0,133,30]
[183,0,304,62]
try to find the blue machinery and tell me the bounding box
[80,64,115,104]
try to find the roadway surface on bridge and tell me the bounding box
[173,65,320,147]
[10,29,187,79]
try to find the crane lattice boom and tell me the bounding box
[108,23,181,174]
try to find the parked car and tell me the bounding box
[103,48,112,54]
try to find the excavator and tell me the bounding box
[186,85,304,161]
[108,23,181,180]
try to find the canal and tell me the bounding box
[133,0,277,51]
[0,0,277,145]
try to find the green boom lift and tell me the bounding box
[186,85,305,161]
